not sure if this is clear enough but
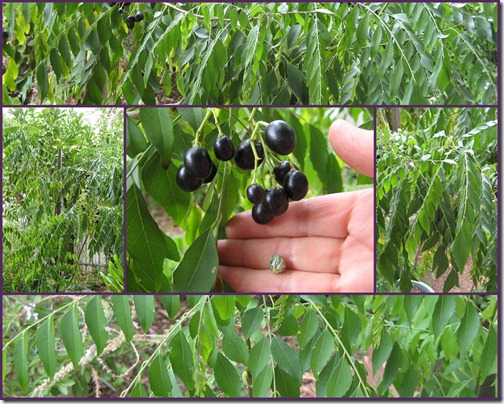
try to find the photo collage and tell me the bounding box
[1,1,500,399]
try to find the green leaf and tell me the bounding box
[130,381,149,398]
[252,365,273,397]
[14,332,29,389]
[172,227,218,292]
[212,295,236,321]
[160,295,180,320]
[403,295,422,324]
[83,27,101,54]
[432,295,456,338]
[177,108,204,132]
[372,328,393,374]
[457,302,481,355]
[248,336,271,378]
[479,325,497,382]
[110,295,134,343]
[274,366,300,397]
[59,304,83,368]
[298,310,319,349]
[133,295,155,333]
[241,306,264,339]
[222,330,249,364]
[271,335,302,383]
[304,19,324,104]
[149,353,172,397]
[343,307,361,345]
[36,315,57,379]
[379,342,402,393]
[126,184,168,291]
[440,328,458,360]
[84,296,108,356]
[390,59,404,99]
[126,115,148,158]
[310,329,335,374]
[396,366,418,397]
[142,153,190,226]
[36,63,49,100]
[169,330,195,391]
[214,352,241,397]
[140,108,174,167]
[326,357,352,397]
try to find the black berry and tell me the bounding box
[203,161,217,184]
[284,170,308,201]
[264,120,296,155]
[252,204,274,225]
[184,147,212,179]
[126,20,135,29]
[134,11,144,22]
[176,165,203,192]
[126,15,136,24]
[118,7,124,13]
[247,184,265,204]
[263,187,289,216]
[235,139,264,170]
[214,136,235,161]
[273,160,298,185]
[2,30,8,40]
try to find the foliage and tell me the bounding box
[2,294,498,398]
[2,2,497,105]
[126,107,372,292]
[376,108,498,292]
[2,108,124,292]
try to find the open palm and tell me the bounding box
[218,120,375,293]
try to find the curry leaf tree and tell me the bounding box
[2,108,124,292]
[376,107,497,292]
[2,2,497,105]
[126,107,372,292]
[2,294,498,398]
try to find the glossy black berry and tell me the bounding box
[118,7,124,14]
[126,20,135,29]
[263,187,289,216]
[284,170,308,201]
[264,120,296,155]
[134,11,144,22]
[252,204,274,225]
[126,15,136,24]
[203,161,217,184]
[247,184,265,204]
[2,30,8,40]
[273,160,298,185]
[184,147,212,179]
[176,165,203,192]
[234,139,264,170]
[214,136,235,161]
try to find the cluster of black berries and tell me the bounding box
[109,2,144,28]
[247,121,308,224]
[176,120,308,225]
[176,135,235,192]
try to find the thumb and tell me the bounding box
[329,119,374,178]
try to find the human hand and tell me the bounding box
[218,119,374,293]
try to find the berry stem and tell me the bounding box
[211,109,224,136]
[194,108,213,146]
[211,162,228,239]
[248,107,259,128]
